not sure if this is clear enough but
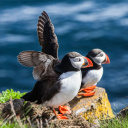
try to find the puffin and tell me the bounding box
[78,49,110,97]
[18,51,93,119]
[35,11,110,97]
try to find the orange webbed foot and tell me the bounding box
[78,91,95,97]
[53,108,68,120]
[59,105,71,114]
[78,85,96,97]
[79,85,96,92]
[57,114,68,119]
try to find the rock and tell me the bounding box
[116,106,128,118]
[69,87,114,121]
[90,119,100,128]
[2,99,25,115]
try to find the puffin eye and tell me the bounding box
[100,53,103,57]
[78,58,81,61]
[73,57,81,62]
[97,53,103,57]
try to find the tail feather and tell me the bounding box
[22,92,37,102]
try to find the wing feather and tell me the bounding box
[37,11,59,58]
[17,51,54,67]
[17,51,57,80]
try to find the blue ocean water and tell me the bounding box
[0,0,128,113]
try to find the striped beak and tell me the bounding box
[102,54,110,64]
[82,57,93,68]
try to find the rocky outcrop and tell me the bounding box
[69,87,114,121]
[116,106,128,118]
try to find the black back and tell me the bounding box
[22,76,61,104]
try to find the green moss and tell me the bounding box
[0,89,26,103]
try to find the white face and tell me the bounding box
[69,57,85,69]
[90,52,106,65]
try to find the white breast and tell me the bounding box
[46,71,82,107]
[82,67,103,88]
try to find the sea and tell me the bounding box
[0,0,128,113]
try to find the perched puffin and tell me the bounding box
[18,51,93,119]
[78,49,110,97]
[35,11,110,97]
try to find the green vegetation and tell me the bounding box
[0,120,29,128]
[0,89,28,128]
[0,89,26,103]
[100,115,128,128]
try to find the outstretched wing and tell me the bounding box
[37,11,59,58]
[17,51,54,67]
[17,51,57,80]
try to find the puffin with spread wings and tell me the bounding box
[17,11,110,119]
[18,51,93,119]
[17,12,93,119]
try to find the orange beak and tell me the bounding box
[102,54,110,64]
[82,57,93,68]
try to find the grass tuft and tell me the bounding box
[100,114,128,128]
[0,121,29,128]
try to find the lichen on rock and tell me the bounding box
[69,87,114,121]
